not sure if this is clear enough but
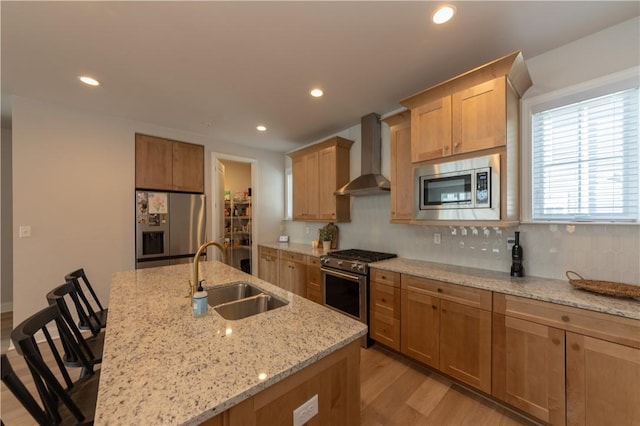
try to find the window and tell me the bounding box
[526,70,639,223]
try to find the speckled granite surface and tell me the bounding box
[94,261,367,426]
[259,241,328,257]
[371,258,640,320]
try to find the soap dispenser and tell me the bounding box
[192,281,208,317]
[510,231,524,277]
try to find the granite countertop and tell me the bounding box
[94,261,367,426]
[371,258,640,320]
[259,241,329,257]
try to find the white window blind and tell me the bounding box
[531,87,639,222]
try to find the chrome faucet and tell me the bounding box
[190,240,227,297]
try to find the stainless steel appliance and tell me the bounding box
[320,249,396,347]
[415,153,501,221]
[135,191,206,269]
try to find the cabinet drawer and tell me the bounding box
[307,256,321,267]
[279,251,306,263]
[370,281,400,319]
[371,269,400,287]
[494,293,640,348]
[401,275,492,311]
[370,311,400,351]
[259,246,278,258]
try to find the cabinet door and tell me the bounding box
[317,146,338,221]
[390,119,413,221]
[292,152,319,220]
[411,96,452,162]
[401,289,439,368]
[135,134,173,190]
[279,259,306,296]
[566,332,640,426]
[439,300,492,393]
[304,152,319,219]
[493,313,566,425]
[172,141,204,192]
[258,248,278,285]
[306,257,322,303]
[452,76,506,155]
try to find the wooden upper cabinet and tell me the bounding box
[135,134,173,190]
[172,141,204,193]
[383,111,413,222]
[452,77,506,155]
[288,136,353,223]
[401,51,531,163]
[411,96,452,162]
[135,134,204,193]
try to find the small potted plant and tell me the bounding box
[318,228,333,250]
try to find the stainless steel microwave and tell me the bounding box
[415,153,501,221]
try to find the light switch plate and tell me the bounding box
[279,235,289,242]
[19,225,31,238]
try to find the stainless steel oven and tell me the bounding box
[321,249,396,348]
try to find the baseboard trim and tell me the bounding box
[1,301,13,313]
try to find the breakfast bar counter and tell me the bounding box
[94,261,367,425]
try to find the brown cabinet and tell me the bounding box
[258,246,279,285]
[493,293,640,425]
[383,111,413,222]
[401,51,531,162]
[369,269,401,351]
[135,134,204,192]
[400,274,492,393]
[278,251,306,296]
[288,137,353,223]
[306,256,322,304]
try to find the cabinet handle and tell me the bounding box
[571,343,580,351]
[432,305,437,310]
[552,338,561,346]
[381,298,387,303]
[437,288,443,293]
[561,315,570,322]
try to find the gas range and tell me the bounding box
[321,249,397,275]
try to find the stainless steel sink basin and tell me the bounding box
[214,293,288,320]
[206,281,263,307]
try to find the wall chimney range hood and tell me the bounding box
[335,113,391,196]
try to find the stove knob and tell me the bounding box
[357,264,365,272]
[337,261,343,266]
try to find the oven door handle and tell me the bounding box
[321,268,361,281]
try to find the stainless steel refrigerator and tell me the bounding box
[135,191,206,269]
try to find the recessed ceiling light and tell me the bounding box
[79,76,100,86]
[432,5,456,24]
[256,125,267,132]
[310,88,323,98]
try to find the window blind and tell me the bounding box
[531,87,639,222]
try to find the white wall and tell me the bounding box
[11,97,284,325]
[284,17,640,286]
[1,127,13,311]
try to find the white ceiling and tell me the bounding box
[2,1,638,152]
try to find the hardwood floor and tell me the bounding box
[1,309,536,426]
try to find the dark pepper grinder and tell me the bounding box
[510,231,525,277]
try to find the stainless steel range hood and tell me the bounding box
[335,113,391,196]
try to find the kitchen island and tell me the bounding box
[94,261,367,425]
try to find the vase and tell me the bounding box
[322,240,331,250]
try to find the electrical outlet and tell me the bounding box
[433,232,441,244]
[293,394,318,426]
[19,225,31,238]
[305,226,310,235]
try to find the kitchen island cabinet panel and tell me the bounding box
[566,332,640,426]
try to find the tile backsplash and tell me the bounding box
[283,195,640,286]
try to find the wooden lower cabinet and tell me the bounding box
[566,332,640,426]
[400,288,440,368]
[439,299,492,393]
[400,275,492,393]
[258,246,278,285]
[492,313,566,425]
[279,251,306,296]
[306,256,322,303]
[200,340,361,426]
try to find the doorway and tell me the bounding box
[211,153,257,275]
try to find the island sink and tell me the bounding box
[206,281,289,320]
[206,281,263,306]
